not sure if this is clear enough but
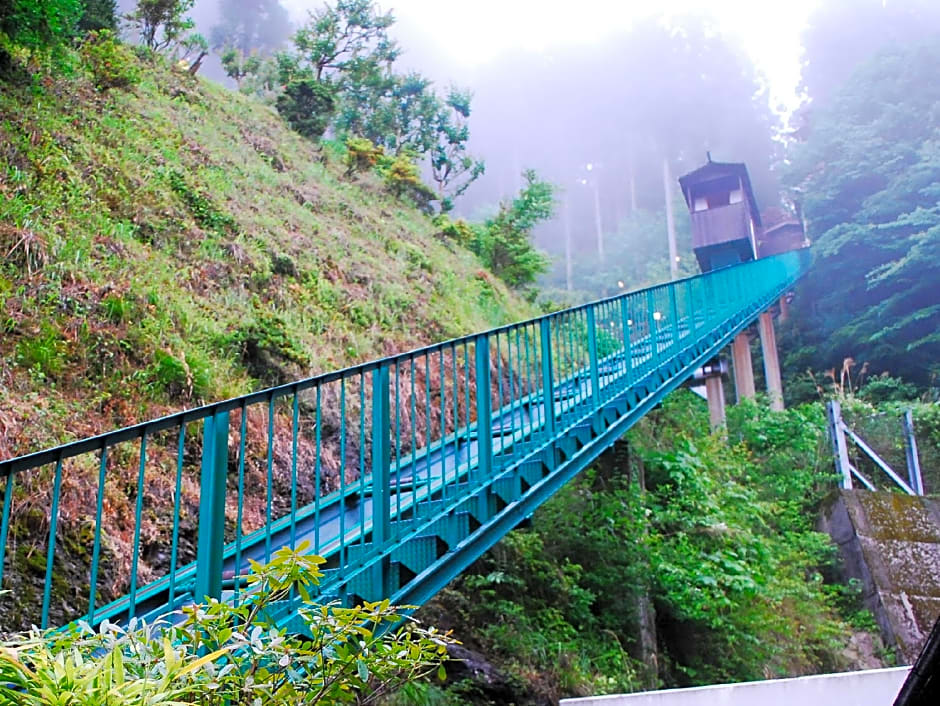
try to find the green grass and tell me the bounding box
[0,56,534,457]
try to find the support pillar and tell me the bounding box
[758,311,784,411]
[704,373,726,430]
[731,332,755,403]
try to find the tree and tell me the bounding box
[430,88,485,209]
[276,77,337,140]
[800,0,940,109]
[219,46,262,88]
[292,0,398,82]
[210,0,291,55]
[782,40,940,390]
[78,0,116,33]
[473,170,554,288]
[125,0,195,53]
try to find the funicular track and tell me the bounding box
[0,249,809,632]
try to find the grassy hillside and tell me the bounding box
[0,60,533,461]
[0,56,535,629]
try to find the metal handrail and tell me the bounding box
[0,249,810,631]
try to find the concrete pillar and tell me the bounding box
[705,373,726,430]
[731,332,755,403]
[758,311,784,411]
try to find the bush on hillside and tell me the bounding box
[80,29,140,90]
[0,0,82,74]
[377,151,436,213]
[344,135,385,177]
[276,78,337,141]
[470,170,553,289]
[426,393,865,699]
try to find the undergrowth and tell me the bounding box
[415,392,882,703]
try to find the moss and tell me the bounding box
[858,492,940,542]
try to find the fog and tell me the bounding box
[120,0,940,293]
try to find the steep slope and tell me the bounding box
[0,60,533,459]
[0,59,534,628]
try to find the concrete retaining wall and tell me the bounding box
[819,490,940,662]
[560,667,911,706]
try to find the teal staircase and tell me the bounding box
[0,249,810,631]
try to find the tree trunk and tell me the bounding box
[663,157,678,280]
[564,198,573,292]
[634,456,659,688]
[188,51,208,76]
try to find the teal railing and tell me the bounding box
[0,249,810,632]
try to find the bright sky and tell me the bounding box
[283,0,822,111]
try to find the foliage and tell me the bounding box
[429,88,485,209]
[783,39,940,392]
[376,151,436,212]
[0,544,453,705]
[292,0,397,83]
[78,0,116,33]
[471,170,554,288]
[344,136,385,177]
[79,29,140,90]
[125,0,195,54]
[337,71,435,155]
[0,0,81,69]
[433,215,476,249]
[429,392,862,699]
[276,78,337,141]
[219,46,263,88]
[167,170,237,235]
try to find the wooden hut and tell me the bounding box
[678,157,761,272]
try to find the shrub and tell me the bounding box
[0,544,453,704]
[167,170,237,235]
[377,151,436,213]
[80,29,140,90]
[470,170,553,288]
[344,136,384,177]
[0,0,82,71]
[433,214,476,249]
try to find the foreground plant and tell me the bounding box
[0,542,453,704]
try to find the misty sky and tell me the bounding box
[280,0,820,111]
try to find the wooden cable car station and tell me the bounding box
[678,154,807,426]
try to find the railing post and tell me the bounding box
[195,410,229,603]
[619,298,633,387]
[586,307,601,406]
[474,334,493,483]
[539,318,555,436]
[826,401,852,490]
[903,409,924,495]
[645,289,658,367]
[669,286,680,352]
[369,364,391,599]
[685,279,695,333]
[371,365,391,547]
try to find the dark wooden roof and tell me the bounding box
[678,159,762,227]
